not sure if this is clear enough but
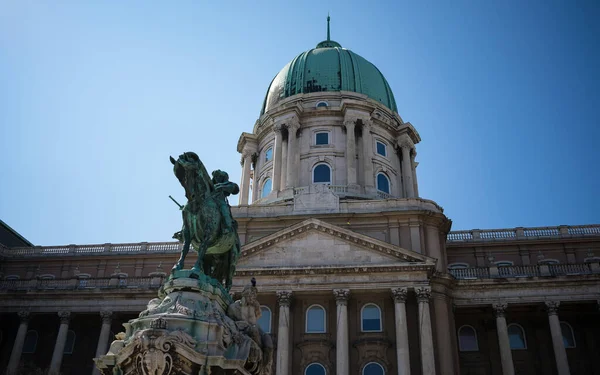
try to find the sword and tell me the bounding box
[169,195,184,210]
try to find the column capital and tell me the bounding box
[391,287,408,303]
[333,289,350,305]
[343,118,357,128]
[286,118,300,131]
[276,291,293,307]
[17,310,30,322]
[100,310,113,323]
[58,311,71,324]
[398,134,414,150]
[274,123,284,133]
[415,286,431,303]
[492,303,508,318]
[241,149,254,159]
[545,301,560,315]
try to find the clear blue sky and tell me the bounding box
[1,1,598,246]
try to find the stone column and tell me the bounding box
[286,120,300,188]
[545,301,570,375]
[493,303,515,375]
[280,137,288,191]
[333,289,350,375]
[432,294,458,375]
[92,311,113,375]
[344,119,357,186]
[391,288,410,375]
[362,120,375,191]
[7,311,30,375]
[411,151,419,197]
[276,291,292,375]
[272,125,283,192]
[49,311,71,375]
[240,150,252,205]
[416,287,436,375]
[398,135,415,198]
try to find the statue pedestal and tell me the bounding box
[95,272,269,375]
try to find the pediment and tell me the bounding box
[238,218,435,269]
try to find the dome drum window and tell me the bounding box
[376,173,390,195]
[315,132,329,145]
[316,101,328,108]
[265,147,273,162]
[312,164,332,184]
[261,178,272,198]
[376,141,387,157]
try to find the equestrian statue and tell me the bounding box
[169,151,240,290]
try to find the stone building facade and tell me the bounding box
[1,26,599,375]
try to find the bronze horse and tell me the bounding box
[170,152,240,290]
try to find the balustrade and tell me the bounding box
[0,276,162,291]
[451,263,595,280]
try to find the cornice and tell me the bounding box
[235,263,435,277]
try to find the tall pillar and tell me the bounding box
[92,311,113,375]
[333,289,350,375]
[493,303,515,375]
[276,291,292,375]
[425,225,444,271]
[7,311,30,375]
[362,120,374,190]
[286,120,300,188]
[391,288,410,375]
[49,311,71,375]
[280,137,288,190]
[416,287,436,375]
[411,151,419,197]
[344,119,357,186]
[240,150,252,205]
[272,125,283,192]
[399,135,415,198]
[432,293,458,375]
[545,301,570,375]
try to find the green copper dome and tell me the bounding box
[261,31,397,115]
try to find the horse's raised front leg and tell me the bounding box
[172,230,191,272]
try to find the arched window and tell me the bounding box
[362,362,385,375]
[316,101,328,108]
[257,306,271,333]
[261,178,272,198]
[305,363,326,375]
[560,322,576,348]
[361,304,382,332]
[306,305,326,333]
[22,330,38,354]
[448,263,469,269]
[507,324,527,349]
[265,147,273,162]
[312,164,331,184]
[538,259,560,265]
[63,330,76,354]
[495,261,514,267]
[376,173,390,194]
[458,325,479,351]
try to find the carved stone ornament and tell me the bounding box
[277,291,293,307]
[391,287,408,303]
[492,303,508,318]
[415,287,431,303]
[333,289,350,305]
[344,118,357,130]
[100,310,113,324]
[17,310,30,322]
[287,118,301,131]
[58,311,71,324]
[274,123,284,133]
[545,301,560,315]
[397,134,414,150]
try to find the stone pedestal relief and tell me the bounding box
[493,303,514,375]
[49,311,71,375]
[7,311,30,375]
[545,301,570,375]
[276,291,292,375]
[391,288,411,375]
[333,289,350,375]
[416,287,436,375]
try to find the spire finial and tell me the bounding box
[327,14,331,41]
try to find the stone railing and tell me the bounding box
[2,241,181,257]
[449,262,600,280]
[447,224,600,243]
[0,276,163,291]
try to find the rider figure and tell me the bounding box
[211,170,239,235]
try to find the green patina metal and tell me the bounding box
[260,16,397,115]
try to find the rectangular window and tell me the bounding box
[376,141,387,156]
[315,132,329,145]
